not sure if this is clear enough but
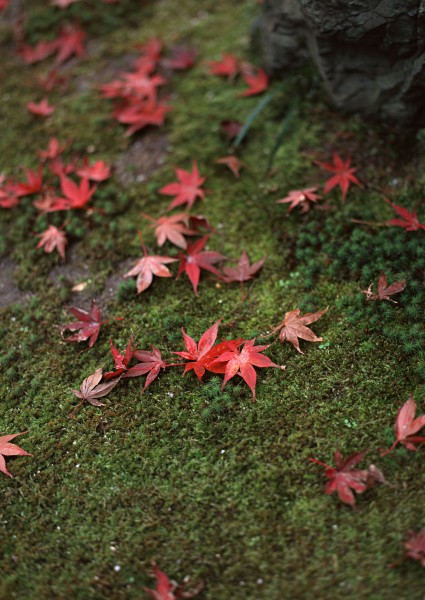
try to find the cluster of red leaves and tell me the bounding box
[276,153,362,213]
[207,53,269,96]
[100,37,186,136]
[0,139,111,259]
[143,562,203,600]
[67,318,284,416]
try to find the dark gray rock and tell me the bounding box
[258,0,425,122]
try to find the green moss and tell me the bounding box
[0,0,424,599]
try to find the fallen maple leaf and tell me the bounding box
[27,98,55,117]
[124,346,167,392]
[0,0,9,10]
[385,198,425,231]
[103,336,134,379]
[403,529,425,567]
[174,318,222,380]
[266,308,328,354]
[239,67,268,97]
[61,299,103,348]
[37,69,69,92]
[177,236,225,296]
[381,395,425,455]
[124,235,178,294]
[135,37,163,63]
[38,137,66,161]
[222,251,265,301]
[33,192,70,213]
[316,153,362,202]
[55,24,86,64]
[114,99,171,136]
[143,561,203,600]
[361,272,406,303]
[276,187,322,213]
[36,225,67,260]
[14,167,43,196]
[215,155,243,177]
[207,53,239,80]
[142,213,196,249]
[0,432,31,478]
[19,41,57,64]
[70,368,120,418]
[76,159,111,182]
[309,450,386,507]
[161,46,197,70]
[60,175,97,209]
[160,162,206,211]
[210,339,283,400]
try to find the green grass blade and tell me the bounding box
[266,105,298,171]
[233,90,277,149]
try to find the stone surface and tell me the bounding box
[258,0,425,122]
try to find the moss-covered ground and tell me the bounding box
[1,1,424,598]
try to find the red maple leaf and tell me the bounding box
[0,432,31,478]
[210,339,283,400]
[142,213,196,249]
[385,198,425,231]
[124,235,178,294]
[207,53,239,79]
[27,98,55,117]
[403,529,425,567]
[55,24,86,64]
[222,251,265,301]
[135,37,163,63]
[276,187,322,213]
[36,225,67,260]
[177,236,225,296]
[37,69,69,92]
[14,167,43,196]
[239,67,268,97]
[0,0,9,10]
[309,450,386,507]
[215,155,244,177]
[33,192,70,213]
[38,137,66,161]
[19,40,57,64]
[70,368,121,418]
[316,153,362,202]
[121,71,166,100]
[361,272,406,303]
[142,561,203,600]
[161,46,197,70]
[173,318,223,380]
[267,307,328,354]
[60,175,97,209]
[0,189,19,209]
[103,336,134,379]
[76,159,111,182]
[61,299,103,348]
[124,346,167,392]
[114,99,171,136]
[381,395,425,455]
[160,162,206,211]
